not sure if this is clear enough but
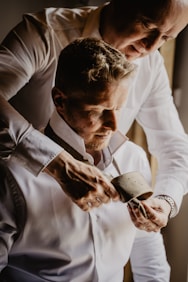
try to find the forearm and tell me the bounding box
[151,130,188,215]
[0,95,62,176]
[138,99,188,215]
[136,53,188,213]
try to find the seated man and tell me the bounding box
[0,38,170,281]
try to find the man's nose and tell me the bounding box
[103,110,118,131]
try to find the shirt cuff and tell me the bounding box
[153,177,184,217]
[11,128,63,176]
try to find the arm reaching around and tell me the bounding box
[0,96,118,211]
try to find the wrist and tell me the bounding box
[44,152,67,180]
[155,195,175,218]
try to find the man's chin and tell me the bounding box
[126,50,149,61]
[126,53,141,61]
[87,139,111,151]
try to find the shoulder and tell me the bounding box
[136,50,164,72]
[122,140,147,158]
[131,50,167,93]
[133,50,164,75]
[22,6,97,30]
[113,139,148,166]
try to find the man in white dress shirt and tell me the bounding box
[0,37,170,282]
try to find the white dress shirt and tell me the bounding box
[0,110,170,281]
[0,4,188,215]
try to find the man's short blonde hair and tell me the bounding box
[55,37,136,102]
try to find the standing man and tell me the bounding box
[0,37,170,282]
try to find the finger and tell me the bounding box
[127,204,145,225]
[104,189,119,201]
[75,194,105,211]
[133,218,161,232]
[127,204,137,221]
[77,202,90,212]
[87,178,118,203]
[129,205,146,222]
[95,196,102,204]
[141,224,161,233]
[127,203,159,232]
[142,203,167,228]
[128,199,148,218]
[86,190,110,205]
[97,179,119,200]
[128,203,154,229]
[90,197,103,208]
[74,197,91,211]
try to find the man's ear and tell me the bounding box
[52,87,67,108]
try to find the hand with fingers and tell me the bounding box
[45,150,119,211]
[128,197,172,232]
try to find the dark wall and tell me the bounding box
[173,26,188,133]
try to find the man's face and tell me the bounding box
[60,79,129,152]
[104,4,188,61]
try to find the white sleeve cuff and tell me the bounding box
[11,128,63,176]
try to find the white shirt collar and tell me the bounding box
[49,110,128,166]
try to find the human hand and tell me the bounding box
[127,197,171,232]
[45,150,119,211]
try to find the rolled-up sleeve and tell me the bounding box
[0,96,62,175]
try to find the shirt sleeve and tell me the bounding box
[0,95,63,176]
[130,230,170,282]
[0,13,63,176]
[136,52,188,215]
